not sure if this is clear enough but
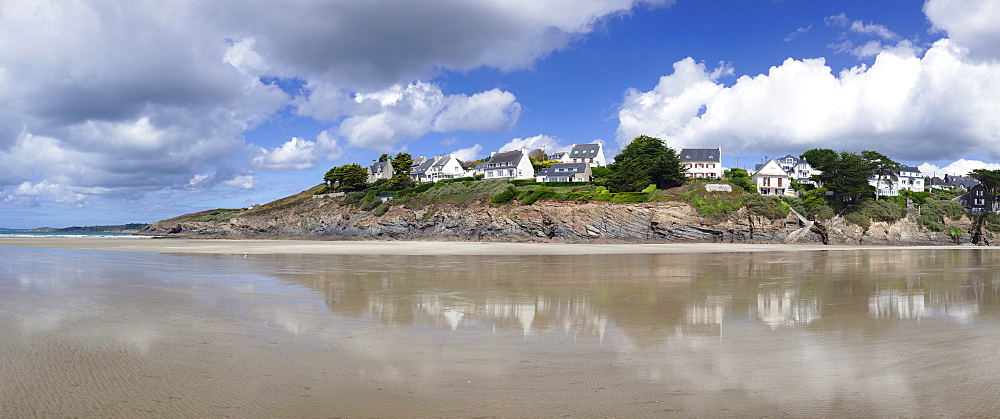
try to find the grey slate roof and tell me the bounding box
[569,144,601,159]
[368,161,390,173]
[411,158,435,175]
[485,151,524,168]
[899,165,921,175]
[679,147,721,162]
[431,155,451,168]
[537,163,588,177]
[549,151,567,160]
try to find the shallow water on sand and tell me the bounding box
[2,247,999,416]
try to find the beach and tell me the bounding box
[0,236,982,255]
[4,238,1000,416]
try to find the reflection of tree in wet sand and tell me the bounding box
[261,249,1000,348]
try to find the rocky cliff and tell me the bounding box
[142,188,977,245]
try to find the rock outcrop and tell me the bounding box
[142,191,977,245]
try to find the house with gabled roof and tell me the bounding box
[680,147,724,179]
[959,184,997,212]
[566,143,607,167]
[478,149,535,180]
[367,160,393,183]
[897,165,923,193]
[752,159,792,196]
[536,163,591,183]
[423,154,467,182]
[775,154,820,185]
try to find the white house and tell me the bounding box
[479,149,535,180]
[680,147,724,179]
[536,163,591,182]
[775,154,820,186]
[897,165,923,192]
[548,151,569,163]
[566,143,607,167]
[367,160,393,183]
[412,154,467,183]
[752,159,792,196]
[869,165,924,197]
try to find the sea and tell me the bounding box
[1,244,999,416]
[0,231,147,238]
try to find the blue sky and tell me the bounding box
[2,0,1000,229]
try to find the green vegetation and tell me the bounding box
[391,153,413,176]
[606,135,685,192]
[916,199,966,231]
[723,168,756,193]
[188,208,244,222]
[947,227,964,244]
[324,163,368,192]
[801,148,874,202]
[491,185,519,204]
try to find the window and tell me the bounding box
[975,198,985,205]
[777,178,782,187]
[763,177,771,186]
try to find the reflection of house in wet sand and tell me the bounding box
[408,294,608,339]
[869,288,980,322]
[683,295,730,336]
[757,290,820,328]
[869,290,925,319]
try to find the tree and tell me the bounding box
[527,148,547,162]
[861,150,900,199]
[531,159,561,171]
[391,153,413,176]
[723,168,756,193]
[606,135,685,192]
[386,174,415,191]
[378,153,390,162]
[323,163,368,192]
[801,149,873,203]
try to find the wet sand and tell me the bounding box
[4,242,1000,416]
[0,236,985,255]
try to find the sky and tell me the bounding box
[2,0,1000,229]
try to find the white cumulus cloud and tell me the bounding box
[924,0,1000,61]
[335,82,520,152]
[919,159,1000,178]
[616,39,1000,164]
[451,144,484,161]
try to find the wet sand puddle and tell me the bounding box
[2,247,999,416]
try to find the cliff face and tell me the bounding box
[142,192,975,245]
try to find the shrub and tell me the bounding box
[372,202,390,216]
[521,187,557,205]
[812,205,836,221]
[361,198,382,211]
[313,184,333,195]
[917,199,966,231]
[491,185,519,204]
[746,194,790,220]
[189,209,243,222]
[844,212,871,230]
[689,193,745,220]
[858,199,907,222]
[946,227,964,244]
[341,191,366,205]
[393,182,436,198]
[883,195,908,209]
[901,190,931,206]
